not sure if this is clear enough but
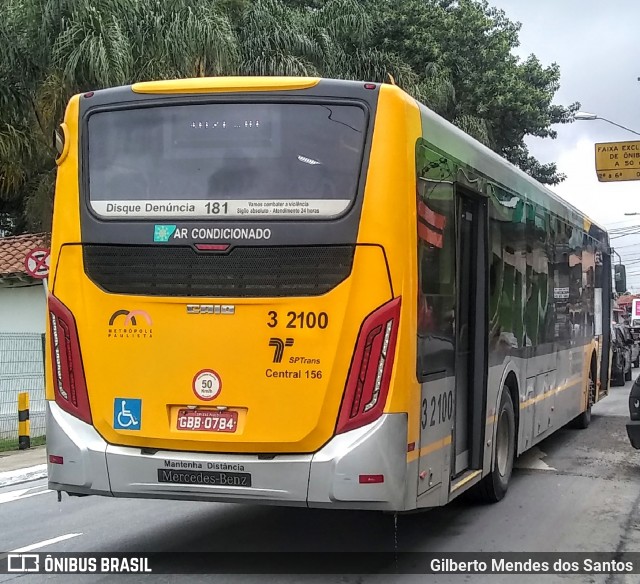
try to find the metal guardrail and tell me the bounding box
[0,333,45,443]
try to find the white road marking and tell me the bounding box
[0,464,47,488]
[18,489,52,501]
[0,487,52,504]
[10,533,82,553]
[514,446,556,471]
[0,488,30,504]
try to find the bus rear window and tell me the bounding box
[87,102,366,220]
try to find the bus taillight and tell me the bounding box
[336,297,401,434]
[48,294,92,424]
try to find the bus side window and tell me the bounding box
[416,181,456,379]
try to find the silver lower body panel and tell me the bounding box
[46,402,409,511]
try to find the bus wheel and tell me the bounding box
[476,388,515,504]
[570,371,594,430]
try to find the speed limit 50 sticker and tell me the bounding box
[192,369,222,401]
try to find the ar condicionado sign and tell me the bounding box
[595,140,640,182]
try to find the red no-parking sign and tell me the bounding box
[24,248,51,279]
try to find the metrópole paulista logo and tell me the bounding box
[108,310,153,340]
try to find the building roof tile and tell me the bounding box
[0,233,51,278]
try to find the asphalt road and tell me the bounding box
[0,376,638,584]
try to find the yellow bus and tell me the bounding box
[46,77,611,510]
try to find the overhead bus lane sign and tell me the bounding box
[595,140,640,182]
[597,169,640,182]
[24,248,51,279]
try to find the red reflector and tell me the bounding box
[364,84,376,90]
[407,442,416,452]
[195,244,230,252]
[359,474,384,484]
[84,92,94,98]
[49,455,64,465]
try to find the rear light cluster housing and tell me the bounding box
[336,297,401,434]
[48,294,92,424]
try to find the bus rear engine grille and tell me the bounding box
[83,245,355,297]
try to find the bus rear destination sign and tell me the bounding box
[595,140,640,182]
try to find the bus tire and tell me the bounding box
[570,369,594,430]
[572,406,591,429]
[476,388,515,504]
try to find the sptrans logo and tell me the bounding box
[108,310,153,340]
[269,338,294,363]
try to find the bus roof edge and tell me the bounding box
[131,77,321,94]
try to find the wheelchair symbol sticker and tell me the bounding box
[114,398,141,430]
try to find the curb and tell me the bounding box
[0,464,48,489]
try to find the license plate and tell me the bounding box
[176,409,238,433]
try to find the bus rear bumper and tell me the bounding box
[46,403,111,497]
[47,402,408,510]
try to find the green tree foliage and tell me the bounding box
[0,0,576,234]
[366,0,579,182]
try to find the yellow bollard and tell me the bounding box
[18,392,30,450]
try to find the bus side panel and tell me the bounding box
[46,94,83,404]
[597,248,613,400]
[358,85,423,510]
[416,105,611,499]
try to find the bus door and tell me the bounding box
[452,192,488,477]
[416,176,487,497]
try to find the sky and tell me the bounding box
[490,0,640,290]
